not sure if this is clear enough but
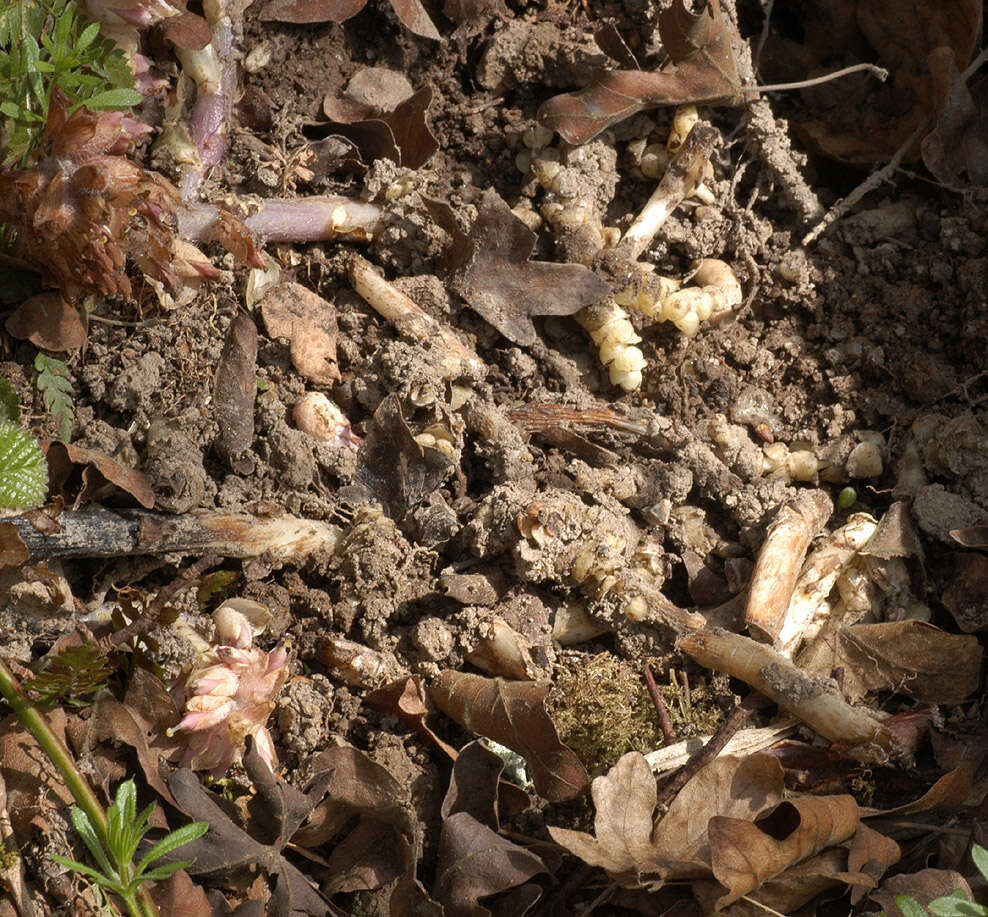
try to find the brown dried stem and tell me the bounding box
[643,665,677,744]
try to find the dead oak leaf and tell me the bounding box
[165,739,341,916]
[709,794,860,909]
[548,751,784,886]
[428,189,610,347]
[435,811,547,917]
[538,0,744,145]
[429,670,589,802]
[259,0,439,39]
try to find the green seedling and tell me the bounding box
[0,0,142,165]
[34,351,74,441]
[52,778,208,914]
[25,642,115,708]
[0,375,48,509]
[885,844,988,916]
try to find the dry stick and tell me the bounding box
[653,692,763,810]
[643,665,677,744]
[0,508,342,566]
[676,628,895,758]
[802,45,988,246]
[644,720,797,776]
[347,252,485,375]
[98,554,219,654]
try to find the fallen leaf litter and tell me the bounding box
[1,0,988,912]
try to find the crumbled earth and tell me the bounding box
[3,0,988,914]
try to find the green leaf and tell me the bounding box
[137,823,208,874]
[50,854,118,889]
[972,844,988,882]
[81,86,143,110]
[896,897,930,917]
[34,352,74,442]
[69,807,115,880]
[76,20,99,51]
[136,861,195,884]
[0,419,48,510]
[928,891,987,917]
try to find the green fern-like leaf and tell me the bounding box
[0,417,47,509]
[25,642,114,707]
[34,351,74,441]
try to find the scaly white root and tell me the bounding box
[576,259,743,391]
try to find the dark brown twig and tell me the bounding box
[653,692,762,811]
[643,666,677,744]
[98,554,219,653]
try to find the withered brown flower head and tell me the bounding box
[0,91,254,301]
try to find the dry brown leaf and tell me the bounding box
[259,0,438,38]
[762,0,982,164]
[863,760,974,817]
[259,282,340,385]
[427,189,610,347]
[871,868,973,917]
[213,314,258,474]
[944,552,988,632]
[922,47,988,188]
[4,293,87,351]
[323,86,438,170]
[45,441,156,509]
[708,794,860,909]
[548,752,784,885]
[90,668,184,809]
[434,811,547,917]
[150,869,213,917]
[429,670,588,802]
[845,823,901,905]
[835,621,981,704]
[538,0,743,145]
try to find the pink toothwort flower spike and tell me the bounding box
[185,664,240,697]
[169,695,236,734]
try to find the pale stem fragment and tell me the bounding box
[179,195,385,244]
[776,513,878,657]
[348,253,485,376]
[644,721,798,777]
[0,509,341,566]
[744,488,833,643]
[618,122,719,261]
[676,628,895,758]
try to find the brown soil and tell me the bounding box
[3,0,988,914]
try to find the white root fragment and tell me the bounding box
[347,253,484,377]
[294,392,362,452]
[744,489,833,643]
[676,628,895,758]
[619,122,719,260]
[776,513,879,657]
[552,601,611,644]
[644,721,798,776]
[317,636,394,688]
[574,300,645,392]
[465,617,536,680]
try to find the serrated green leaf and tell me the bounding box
[928,891,986,916]
[0,420,47,510]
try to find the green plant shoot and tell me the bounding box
[34,351,74,441]
[52,778,208,912]
[0,0,142,165]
